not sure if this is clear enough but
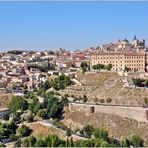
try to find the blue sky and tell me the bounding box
[0,1,148,51]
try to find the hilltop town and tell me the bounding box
[0,36,148,147]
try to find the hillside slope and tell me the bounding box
[62,109,148,144]
[60,72,148,106]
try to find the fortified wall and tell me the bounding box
[69,103,148,122]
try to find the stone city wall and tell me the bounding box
[69,103,148,122]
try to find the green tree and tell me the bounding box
[69,137,74,147]
[120,138,130,147]
[106,98,112,103]
[17,125,32,138]
[66,128,72,137]
[8,119,18,132]
[24,92,36,99]
[80,62,88,74]
[82,94,88,103]
[45,135,63,147]
[9,134,18,141]
[29,98,41,114]
[66,138,69,147]
[37,109,47,119]
[2,114,9,121]
[92,64,105,71]
[22,138,30,147]
[42,80,53,91]
[0,124,13,139]
[61,96,69,107]
[99,99,105,103]
[37,88,45,96]
[50,134,63,147]
[46,95,63,119]
[64,75,71,86]
[82,124,94,137]
[36,139,46,147]
[9,96,28,113]
[132,78,145,87]
[14,139,22,147]
[26,113,34,123]
[100,141,110,147]
[28,136,37,147]
[125,66,131,72]
[105,64,113,71]
[52,74,71,90]
[48,103,60,118]
[13,112,21,123]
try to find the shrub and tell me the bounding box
[99,99,105,103]
[120,138,130,147]
[71,94,74,98]
[26,114,34,123]
[37,109,47,119]
[144,97,148,106]
[17,125,32,138]
[66,128,72,137]
[3,114,9,121]
[94,97,98,103]
[9,134,18,141]
[64,94,69,97]
[106,98,112,103]
[0,143,5,147]
[93,128,108,140]
[130,134,144,147]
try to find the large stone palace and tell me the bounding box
[90,36,148,71]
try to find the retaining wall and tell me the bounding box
[69,103,148,122]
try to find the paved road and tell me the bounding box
[39,120,88,140]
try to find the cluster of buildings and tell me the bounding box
[0,49,89,92]
[0,35,147,92]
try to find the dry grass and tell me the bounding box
[27,122,66,140]
[76,72,116,86]
[0,93,12,108]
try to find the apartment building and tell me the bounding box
[90,52,145,71]
[125,52,145,71]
